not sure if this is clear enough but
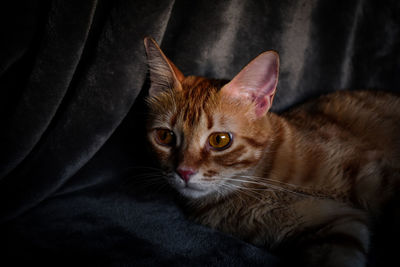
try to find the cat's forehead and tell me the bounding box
[180,76,226,103]
[176,76,226,129]
[148,76,250,137]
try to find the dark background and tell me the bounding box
[1,0,399,266]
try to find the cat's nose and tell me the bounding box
[177,167,197,182]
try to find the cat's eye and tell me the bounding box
[154,128,175,146]
[209,132,232,150]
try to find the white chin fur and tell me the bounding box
[178,187,212,199]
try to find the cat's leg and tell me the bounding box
[297,216,369,267]
[283,200,370,267]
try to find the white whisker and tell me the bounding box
[238,174,314,190]
[216,175,328,199]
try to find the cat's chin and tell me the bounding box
[177,187,214,199]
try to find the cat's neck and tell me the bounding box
[255,111,354,197]
[255,113,301,183]
[255,112,338,190]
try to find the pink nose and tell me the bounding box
[177,168,196,182]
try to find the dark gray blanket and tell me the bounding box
[1,0,399,266]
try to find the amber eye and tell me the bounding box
[209,132,232,150]
[155,129,175,146]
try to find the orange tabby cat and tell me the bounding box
[144,37,400,267]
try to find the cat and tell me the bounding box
[143,36,400,267]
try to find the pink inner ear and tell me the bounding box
[221,51,279,117]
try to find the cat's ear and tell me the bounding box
[221,51,279,117]
[144,37,185,97]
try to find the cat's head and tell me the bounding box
[144,37,279,200]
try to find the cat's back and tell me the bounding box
[283,90,400,159]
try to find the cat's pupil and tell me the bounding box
[216,135,221,144]
[161,131,167,140]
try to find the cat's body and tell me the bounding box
[189,89,400,253]
[144,37,400,266]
